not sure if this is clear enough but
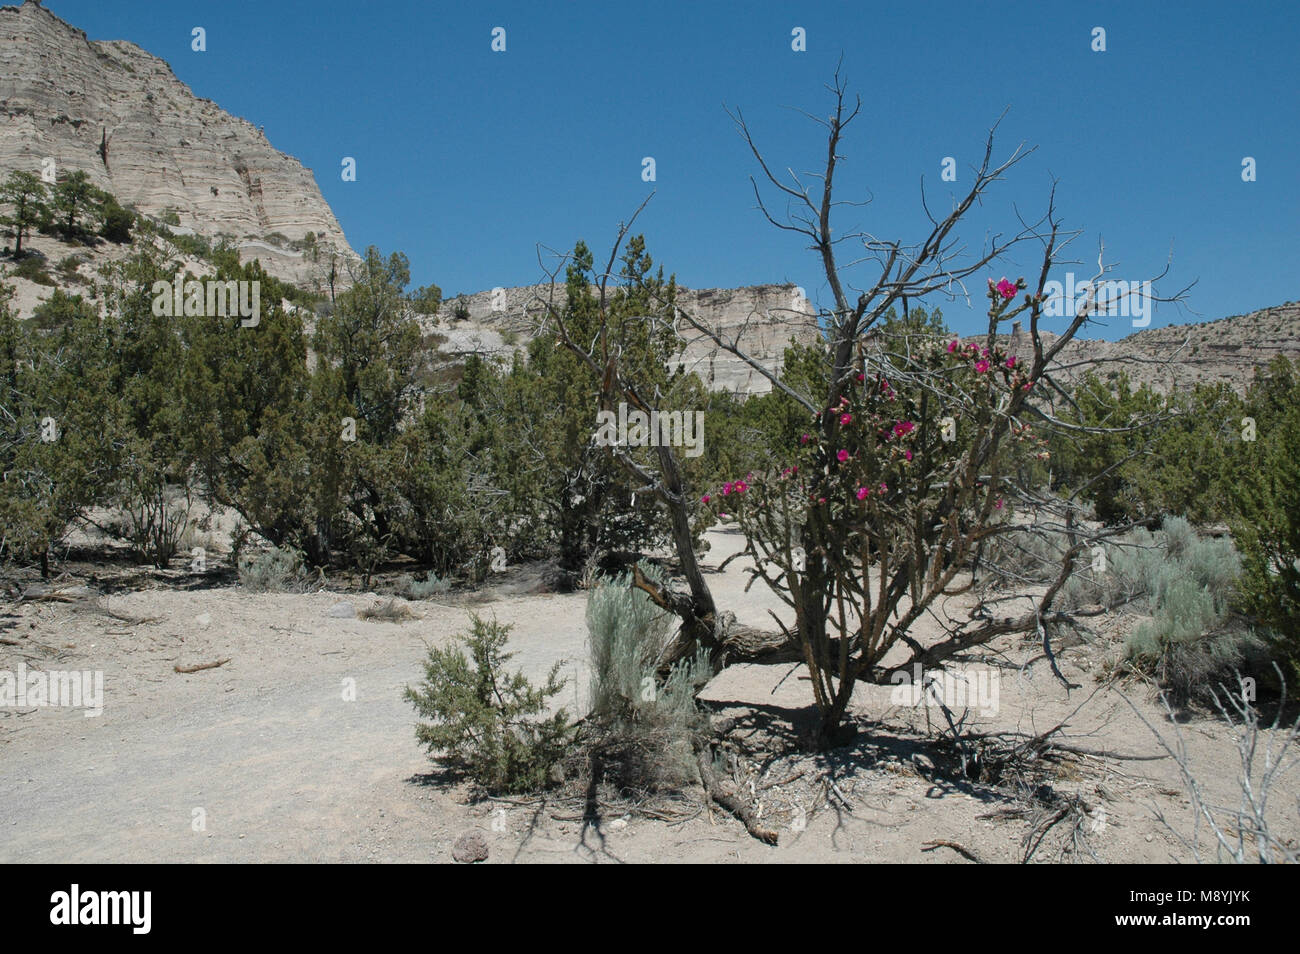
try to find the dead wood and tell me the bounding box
[921,839,990,863]
[696,747,779,844]
[174,657,231,673]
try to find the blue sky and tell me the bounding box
[42,0,1300,339]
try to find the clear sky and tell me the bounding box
[39,0,1300,340]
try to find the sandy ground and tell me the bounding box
[1,528,1296,864]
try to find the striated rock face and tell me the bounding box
[978,302,1300,396]
[440,282,822,394]
[0,0,355,285]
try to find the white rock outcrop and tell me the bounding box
[0,0,355,285]
[440,282,822,394]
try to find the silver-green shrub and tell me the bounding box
[394,569,451,600]
[237,545,312,593]
[585,562,710,786]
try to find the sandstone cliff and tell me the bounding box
[437,282,822,394]
[0,0,354,285]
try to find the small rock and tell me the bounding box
[326,601,355,619]
[608,816,629,832]
[452,830,489,863]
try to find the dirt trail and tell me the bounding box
[1,531,1294,863]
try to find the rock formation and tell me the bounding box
[0,0,354,285]
[439,282,822,394]
[999,301,1300,396]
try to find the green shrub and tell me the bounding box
[55,254,88,284]
[405,615,572,794]
[98,199,133,244]
[10,255,55,286]
[1231,358,1300,679]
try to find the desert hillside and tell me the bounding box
[0,0,354,285]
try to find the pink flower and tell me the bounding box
[856,372,865,382]
[836,449,850,463]
[722,482,733,496]
[701,494,711,504]
[996,278,1017,300]
[904,449,913,461]
[995,498,1004,510]
[840,412,853,426]
[818,497,826,504]
[974,360,990,374]
[800,433,810,445]
[1006,355,1017,369]
[892,420,915,438]
[734,480,748,494]
[878,482,888,493]
[719,512,728,518]
[946,340,958,353]
[856,486,869,501]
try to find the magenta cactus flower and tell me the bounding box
[996,278,1017,300]
[836,449,850,463]
[975,360,990,373]
[856,486,869,501]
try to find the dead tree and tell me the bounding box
[536,69,1189,747]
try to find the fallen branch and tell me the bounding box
[174,657,231,674]
[921,840,989,863]
[696,747,779,844]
